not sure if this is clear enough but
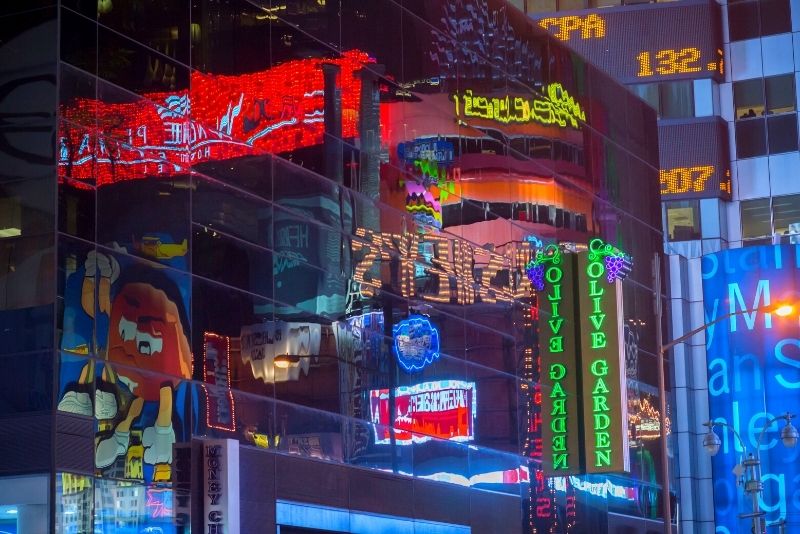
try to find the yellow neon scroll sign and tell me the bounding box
[453,84,586,129]
[538,14,606,41]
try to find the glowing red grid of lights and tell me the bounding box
[58,50,373,187]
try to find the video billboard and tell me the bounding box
[702,244,800,532]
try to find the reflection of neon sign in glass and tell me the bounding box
[552,476,637,502]
[202,332,236,432]
[392,315,441,372]
[529,245,582,475]
[452,83,586,129]
[370,380,476,445]
[58,50,372,186]
[145,488,174,519]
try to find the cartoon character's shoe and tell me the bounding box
[96,430,130,468]
[142,424,175,465]
[94,389,118,420]
[57,391,92,416]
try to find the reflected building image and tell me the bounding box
[1,0,666,533]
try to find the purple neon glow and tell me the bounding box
[526,263,545,291]
[603,255,629,283]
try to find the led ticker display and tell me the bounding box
[58,50,372,186]
[577,239,630,473]
[370,380,476,445]
[452,83,586,129]
[528,245,582,476]
[533,1,723,84]
[703,245,800,533]
[658,118,731,200]
[636,47,724,78]
[538,14,606,41]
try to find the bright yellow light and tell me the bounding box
[273,355,294,369]
[774,305,794,317]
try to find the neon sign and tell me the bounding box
[392,316,441,372]
[537,14,606,41]
[577,239,630,473]
[398,138,454,164]
[351,228,534,303]
[202,332,236,432]
[402,159,458,232]
[58,50,372,186]
[636,47,723,78]
[452,83,585,129]
[369,380,476,445]
[528,245,582,475]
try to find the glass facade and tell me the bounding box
[0,0,665,532]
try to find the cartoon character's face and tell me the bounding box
[107,282,191,379]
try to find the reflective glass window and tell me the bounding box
[735,119,768,158]
[767,114,798,154]
[660,80,695,119]
[772,194,800,238]
[734,79,765,120]
[765,75,795,114]
[740,198,772,239]
[666,200,701,241]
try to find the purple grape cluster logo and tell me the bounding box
[589,238,632,283]
[526,243,561,290]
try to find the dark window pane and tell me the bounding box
[767,114,798,153]
[734,79,765,119]
[741,198,772,239]
[735,119,767,158]
[760,0,792,37]
[666,200,701,241]
[728,2,760,41]
[765,75,795,114]
[660,80,695,119]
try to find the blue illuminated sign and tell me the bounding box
[397,138,454,164]
[702,244,800,533]
[392,316,441,372]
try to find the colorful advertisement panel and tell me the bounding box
[702,244,800,532]
[577,242,630,474]
[370,380,476,445]
[531,248,583,475]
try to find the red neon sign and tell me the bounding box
[370,380,476,445]
[59,50,373,186]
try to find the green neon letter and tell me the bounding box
[549,363,566,380]
[591,331,607,348]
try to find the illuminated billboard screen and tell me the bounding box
[658,118,731,200]
[702,245,800,532]
[370,380,476,445]
[533,0,723,85]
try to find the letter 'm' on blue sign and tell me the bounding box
[702,244,800,533]
[393,315,441,372]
